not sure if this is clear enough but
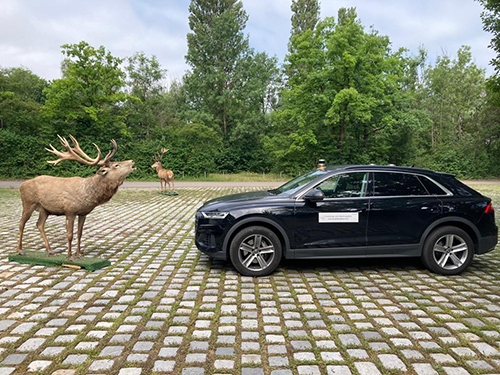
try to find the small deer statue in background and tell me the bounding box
[151,148,175,194]
[18,135,136,260]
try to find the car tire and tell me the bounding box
[422,226,474,275]
[229,226,282,277]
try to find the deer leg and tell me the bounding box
[65,215,75,260]
[36,209,51,255]
[18,204,36,255]
[172,177,175,193]
[76,215,86,259]
[159,179,163,193]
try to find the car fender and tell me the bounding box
[222,217,291,258]
[419,216,481,249]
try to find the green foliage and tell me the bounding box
[290,0,320,37]
[478,0,500,104]
[43,41,131,141]
[0,67,48,134]
[184,0,250,135]
[122,123,222,178]
[275,8,421,172]
[414,46,498,178]
[125,52,172,138]
[183,0,279,172]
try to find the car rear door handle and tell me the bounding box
[421,206,439,213]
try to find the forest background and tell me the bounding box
[1,0,500,180]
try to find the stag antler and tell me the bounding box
[100,139,118,166]
[46,135,117,166]
[153,148,169,162]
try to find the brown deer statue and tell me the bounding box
[151,148,175,194]
[17,135,136,260]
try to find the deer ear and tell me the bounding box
[97,167,109,176]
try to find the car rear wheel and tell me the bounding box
[422,226,474,275]
[229,226,282,276]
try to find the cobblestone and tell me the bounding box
[0,187,498,374]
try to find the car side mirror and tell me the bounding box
[304,188,324,202]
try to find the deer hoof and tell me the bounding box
[17,251,24,256]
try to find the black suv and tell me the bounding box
[195,166,498,276]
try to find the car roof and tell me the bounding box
[326,164,455,177]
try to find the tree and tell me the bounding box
[125,52,168,137]
[273,8,419,172]
[0,68,51,178]
[478,0,500,104]
[0,67,48,134]
[184,0,250,135]
[416,46,496,177]
[290,0,320,37]
[43,41,130,141]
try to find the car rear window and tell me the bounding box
[373,172,428,197]
[417,176,447,195]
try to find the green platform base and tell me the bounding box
[8,251,111,271]
[158,191,178,196]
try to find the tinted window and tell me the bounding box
[417,176,447,195]
[374,172,428,196]
[316,172,368,198]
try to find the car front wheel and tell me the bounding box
[229,226,282,277]
[422,226,474,275]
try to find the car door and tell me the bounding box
[293,171,370,257]
[366,171,442,255]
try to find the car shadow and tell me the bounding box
[278,256,424,273]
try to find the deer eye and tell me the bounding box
[114,164,119,168]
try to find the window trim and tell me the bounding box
[295,170,453,200]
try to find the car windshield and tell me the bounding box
[271,170,327,195]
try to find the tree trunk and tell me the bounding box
[223,104,227,136]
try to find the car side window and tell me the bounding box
[417,176,447,195]
[316,172,368,198]
[374,172,428,196]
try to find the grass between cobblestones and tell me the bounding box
[0,185,498,375]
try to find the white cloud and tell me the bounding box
[0,0,189,81]
[0,0,496,81]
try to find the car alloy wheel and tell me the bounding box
[422,225,474,275]
[237,234,275,272]
[229,226,282,276]
[432,234,469,270]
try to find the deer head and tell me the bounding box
[46,135,136,180]
[151,148,169,169]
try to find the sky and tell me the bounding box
[0,0,495,82]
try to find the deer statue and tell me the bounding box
[17,135,136,260]
[151,148,175,194]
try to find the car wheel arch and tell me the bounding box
[420,217,480,253]
[223,217,291,259]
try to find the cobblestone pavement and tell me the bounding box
[0,187,499,375]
